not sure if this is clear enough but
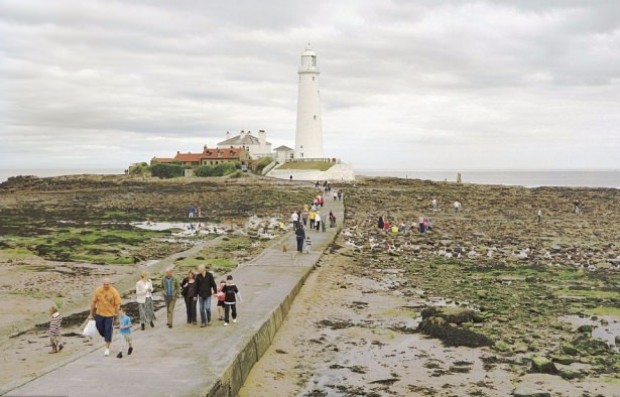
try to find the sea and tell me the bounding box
[354,169,620,189]
[0,169,123,184]
[0,168,618,189]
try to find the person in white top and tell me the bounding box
[136,271,156,330]
[291,211,299,229]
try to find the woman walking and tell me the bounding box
[136,271,156,330]
[181,270,198,324]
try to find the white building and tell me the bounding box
[217,130,272,159]
[295,44,324,159]
[273,145,294,163]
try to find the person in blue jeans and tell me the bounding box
[195,264,217,327]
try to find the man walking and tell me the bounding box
[89,278,121,357]
[195,264,218,327]
[295,223,306,253]
[161,267,180,328]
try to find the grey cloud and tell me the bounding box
[1,0,618,170]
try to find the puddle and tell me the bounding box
[560,314,620,352]
[133,221,228,235]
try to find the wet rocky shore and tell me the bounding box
[1,174,618,396]
[242,176,619,397]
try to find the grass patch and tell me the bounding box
[6,225,171,264]
[174,257,236,275]
[219,236,253,252]
[381,308,417,318]
[0,247,38,260]
[173,257,205,269]
[556,269,587,281]
[276,161,334,171]
[553,289,618,299]
[585,307,620,317]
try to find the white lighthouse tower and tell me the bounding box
[295,44,324,159]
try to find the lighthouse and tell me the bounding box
[295,44,324,159]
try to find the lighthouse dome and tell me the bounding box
[302,43,316,57]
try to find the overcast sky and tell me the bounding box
[1,0,619,171]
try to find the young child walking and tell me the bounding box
[116,306,134,359]
[223,275,241,326]
[48,305,63,354]
[216,279,226,321]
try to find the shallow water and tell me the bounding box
[560,314,620,353]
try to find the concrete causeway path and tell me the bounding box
[5,191,344,397]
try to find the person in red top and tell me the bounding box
[216,279,226,321]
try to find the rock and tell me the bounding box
[476,290,488,299]
[513,386,551,397]
[615,335,620,345]
[530,356,558,374]
[562,343,579,356]
[513,343,528,353]
[577,324,592,334]
[595,261,612,269]
[420,307,476,325]
[559,369,579,380]
[494,340,511,352]
[571,334,610,355]
[550,354,576,365]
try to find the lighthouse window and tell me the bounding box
[312,76,315,81]
[311,56,316,66]
[313,115,317,120]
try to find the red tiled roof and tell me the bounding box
[154,147,247,164]
[200,148,243,159]
[174,152,204,162]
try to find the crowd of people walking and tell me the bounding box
[69,182,340,359]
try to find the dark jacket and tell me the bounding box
[181,277,198,298]
[223,284,239,304]
[295,226,305,240]
[195,271,218,298]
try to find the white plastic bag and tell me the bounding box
[82,319,97,337]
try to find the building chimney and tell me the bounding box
[258,129,266,147]
[226,131,230,139]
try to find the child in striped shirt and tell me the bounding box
[48,305,63,354]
